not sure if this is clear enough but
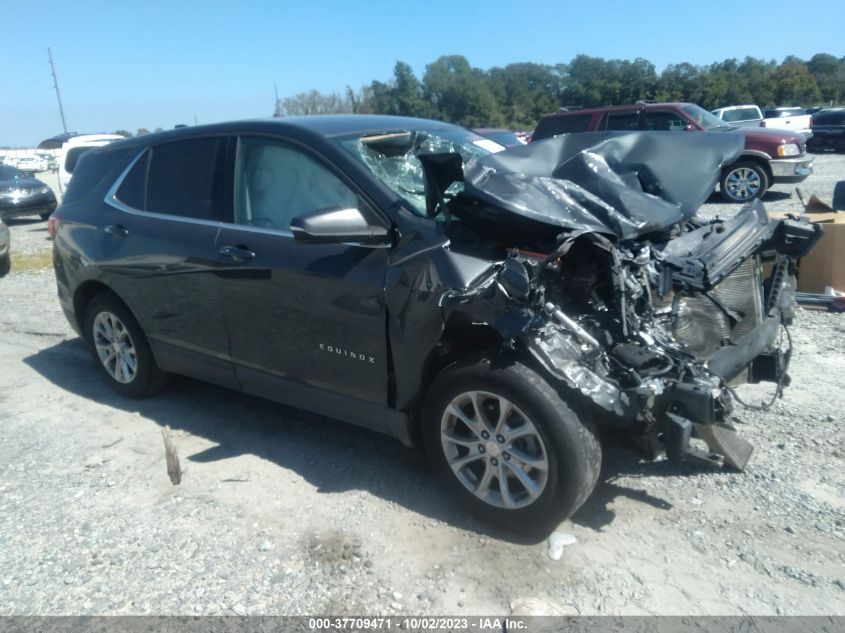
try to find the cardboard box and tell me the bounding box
[769,211,845,293]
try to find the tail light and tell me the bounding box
[47,210,62,239]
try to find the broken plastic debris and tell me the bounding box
[547,531,577,560]
[510,597,576,616]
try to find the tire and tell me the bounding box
[39,212,52,220]
[83,292,167,398]
[720,159,769,203]
[0,253,9,277]
[422,356,601,535]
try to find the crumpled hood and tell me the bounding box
[458,131,744,240]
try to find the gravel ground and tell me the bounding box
[0,157,842,616]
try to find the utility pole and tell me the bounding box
[48,47,68,134]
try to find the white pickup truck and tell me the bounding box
[710,105,812,137]
[710,105,764,128]
[761,107,812,136]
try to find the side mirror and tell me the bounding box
[290,206,390,245]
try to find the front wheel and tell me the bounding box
[422,357,601,535]
[83,293,167,398]
[0,253,9,276]
[720,160,769,203]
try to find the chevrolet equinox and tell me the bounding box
[51,116,819,533]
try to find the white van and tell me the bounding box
[58,134,125,194]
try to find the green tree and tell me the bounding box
[558,55,615,106]
[655,63,702,102]
[136,128,150,136]
[615,58,657,104]
[277,89,352,115]
[737,57,775,106]
[766,61,820,105]
[272,52,844,126]
[393,61,429,117]
[361,80,396,114]
[114,130,131,137]
[487,62,558,128]
[423,55,503,127]
[558,56,655,107]
[807,53,845,103]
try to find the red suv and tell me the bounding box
[534,103,813,203]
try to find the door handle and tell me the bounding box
[104,224,129,238]
[219,245,255,263]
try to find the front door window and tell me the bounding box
[234,138,358,232]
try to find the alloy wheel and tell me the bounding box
[725,167,761,201]
[92,311,138,384]
[440,390,549,509]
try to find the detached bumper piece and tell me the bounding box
[663,414,754,471]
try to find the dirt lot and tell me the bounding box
[0,159,843,616]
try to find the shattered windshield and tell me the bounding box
[338,128,505,215]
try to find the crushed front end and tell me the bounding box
[435,131,822,470]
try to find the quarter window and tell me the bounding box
[115,151,149,210]
[234,137,358,231]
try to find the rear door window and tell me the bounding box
[114,137,226,221]
[644,111,689,131]
[533,114,592,139]
[146,138,226,220]
[604,112,641,131]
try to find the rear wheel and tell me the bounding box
[39,212,52,220]
[422,357,601,534]
[83,293,166,397]
[0,252,9,276]
[720,160,768,202]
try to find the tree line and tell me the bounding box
[274,53,845,131]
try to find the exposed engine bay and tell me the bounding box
[366,130,821,471]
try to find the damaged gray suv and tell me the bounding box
[51,116,820,533]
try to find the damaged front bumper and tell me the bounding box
[451,204,820,472]
[419,131,823,472]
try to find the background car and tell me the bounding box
[0,218,9,276]
[760,107,813,136]
[0,164,58,220]
[57,134,125,194]
[472,127,526,147]
[14,156,48,173]
[807,108,845,152]
[710,104,764,127]
[533,102,813,202]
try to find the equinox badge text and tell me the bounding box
[319,343,376,365]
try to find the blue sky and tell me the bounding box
[2,0,843,147]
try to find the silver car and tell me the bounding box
[0,218,9,276]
